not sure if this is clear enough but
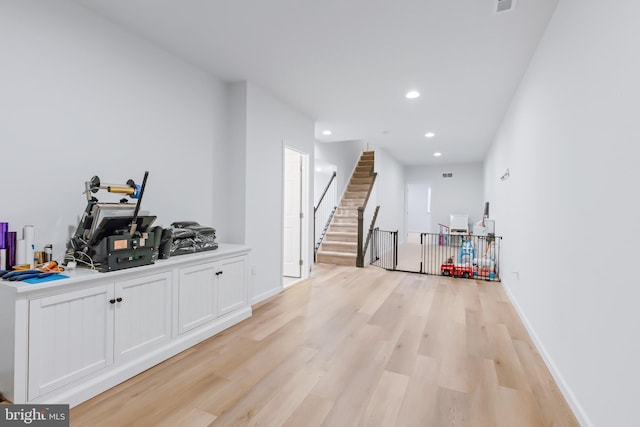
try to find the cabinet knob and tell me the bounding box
[116,297,123,303]
[109,299,116,304]
[215,271,223,276]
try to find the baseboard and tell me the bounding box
[251,286,282,305]
[501,279,593,427]
[29,307,252,408]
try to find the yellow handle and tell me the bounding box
[107,186,135,195]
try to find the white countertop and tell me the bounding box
[0,243,250,295]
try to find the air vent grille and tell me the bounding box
[442,173,453,178]
[496,0,513,13]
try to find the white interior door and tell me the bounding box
[407,183,432,234]
[283,148,302,278]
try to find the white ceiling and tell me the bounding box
[77,0,558,165]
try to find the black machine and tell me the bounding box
[66,171,160,272]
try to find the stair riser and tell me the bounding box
[336,206,358,214]
[333,216,357,224]
[330,224,357,233]
[316,253,356,266]
[340,201,364,208]
[350,177,374,185]
[320,242,357,253]
[353,172,372,179]
[324,235,357,243]
[344,191,368,199]
[355,167,373,174]
[348,184,370,192]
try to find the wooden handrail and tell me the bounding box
[314,171,337,260]
[314,171,336,213]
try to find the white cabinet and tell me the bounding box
[0,245,251,407]
[27,272,172,401]
[218,256,248,316]
[114,272,172,362]
[178,262,218,334]
[177,255,248,333]
[28,284,114,401]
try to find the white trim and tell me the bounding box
[501,279,593,427]
[282,144,311,283]
[251,286,282,305]
[283,277,306,289]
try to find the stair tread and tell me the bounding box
[322,241,356,246]
[316,250,356,257]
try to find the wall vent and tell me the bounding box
[496,0,514,13]
[442,173,453,178]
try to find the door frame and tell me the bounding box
[281,144,310,286]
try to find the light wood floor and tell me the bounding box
[70,264,578,427]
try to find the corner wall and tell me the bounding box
[225,82,248,244]
[372,147,406,242]
[245,83,315,304]
[484,0,639,425]
[314,140,367,199]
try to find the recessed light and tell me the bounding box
[322,130,332,136]
[433,152,442,157]
[405,91,420,99]
[425,132,435,138]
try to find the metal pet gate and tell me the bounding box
[369,228,503,281]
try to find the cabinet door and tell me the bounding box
[178,262,218,334]
[218,255,248,316]
[28,284,114,401]
[114,272,172,362]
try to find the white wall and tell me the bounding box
[314,140,366,199]
[406,163,484,234]
[313,159,336,207]
[0,1,229,260]
[1,2,319,308]
[372,147,406,242]
[244,83,315,303]
[484,0,639,425]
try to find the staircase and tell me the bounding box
[316,151,375,266]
